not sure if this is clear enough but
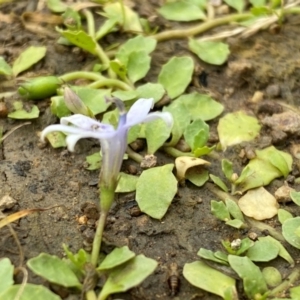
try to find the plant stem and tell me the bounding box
[126,146,143,163]
[269,267,300,297]
[82,9,95,38]
[163,146,195,158]
[91,210,108,266]
[88,79,132,90]
[152,13,252,42]
[59,71,104,82]
[95,45,116,79]
[85,290,97,300]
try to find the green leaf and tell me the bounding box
[98,246,135,271]
[0,57,12,75]
[184,119,209,151]
[116,35,156,65]
[12,46,47,76]
[210,174,228,192]
[50,96,71,118]
[197,248,228,265]
[211,200,231,221]
[145,118,172,154]
[225,219,245,229]
[262,267,282,287]
[136,83,165,103]
[290,286,300,299]
[115,173,138,193]
[266,149,290,177]
[183,261,236,298]
[163,100,191,146]
[222,238,254,256]
[237,147,292,193]
[0,284,61,300]
[176,92,224,121]
[186,168,209,187]
[193,145,215,157]
[112,90,138,101]
[103,2,142,32]
[8,102,39,119]
[46,0,67,13]
[44,132,67,148]
[63,245,89,272]
[282,217,300,249]
[127,51,151,83]
[99,254,157,299]
[57,29,97,55]
[246,237,279,262]
[158,56,194,99]
[136,164,177,219]
[278,208,293,224]
[225,198,244,221]
[228,255,268,299]
[110,60,127,81]
[290,190,300,206]
[222,159,233,181]
[95,18,118,40]
[27,253,82,288]
[189,39,230,65]
[158,1,206,21]
[218,111,261,150]
[85,152,101,170]
[249,0,266,6]
[224,0,245,12]
[0,258,14,294]
[72,87,111,115]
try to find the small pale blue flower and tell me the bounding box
[41,98,173,186]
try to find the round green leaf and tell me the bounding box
[278,208,293,224]
[27,253,81,288]
[262,267,282,287]
[115,173,138,193]
[218,111,261,150]
[98,246,135,271]
[136,164,177,219]
[246,237,279,262]
[189,39,230,65]
[99,254,157,299]
[183,261,236,298]
[282,217,300,249]
[158,1,206,21]
[158,56,194,99]
[0,284,61,300]
[0,258,14,294]
[127,51,151,83]
[136,83,165,103]
[176,92,224,121]
[12,46,47,76]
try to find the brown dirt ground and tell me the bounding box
[2,1,300,300]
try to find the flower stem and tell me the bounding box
[88,79,133,90]
[152,13,252,42]
[82,9,95,38]
[90,210,108,266]
[163,146,195,158]
[59,71,104,82]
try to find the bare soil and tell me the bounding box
[1,1,300,300]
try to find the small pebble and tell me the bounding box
[265,84,281,98]
[274,183,294,203]
[250,91,264,103]
[0,195,17,211]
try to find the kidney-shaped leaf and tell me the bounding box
[27,253,81,288]
[189,39,230,65]
[98,246,135,271]
[0,258,14,294]
[282,217,300,249]
[218,111,261,150]
[246,237,279,262]
[183,261,236,298]
[158,56,194,99]
[136,164,177,219]
[98,254,157,300]
[0,284,61,300]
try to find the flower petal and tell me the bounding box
[125,98,154,127]
[142,112,173,128]
[41,124,116,144]
[61,114,114,132]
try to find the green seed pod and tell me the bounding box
[18,76,62,100]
